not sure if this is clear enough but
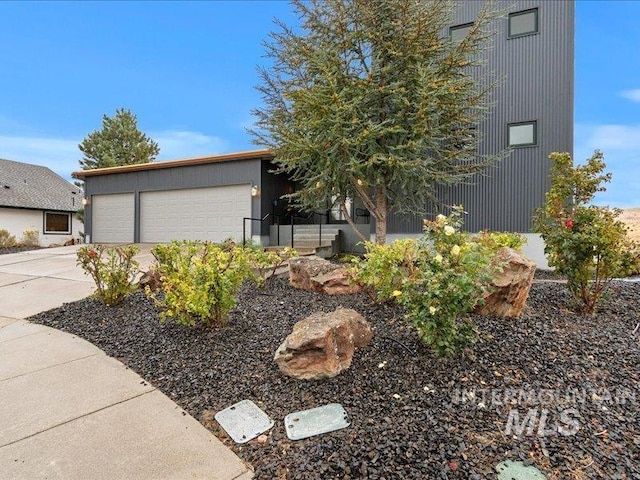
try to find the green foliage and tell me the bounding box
[245,242,297,287]
[21,230,40,247]
[533,151,639,315]
[474,230,527,252]
[77,245,140,306]
[0,229,17,248]
[251,0,505,244]
[350,239,418,302]
[78,108,160,171]
[148,241,254,327]
[353,206,495,356]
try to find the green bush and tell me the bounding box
[0,229,17,248]
[148,241,254,327]
[352,206,495,356]
[21,230,40,247]
[77,245,140,306]
[244,242,297,287]
[533,151,639,315]
[474,230,526,252]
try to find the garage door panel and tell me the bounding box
[140,185,251,243]
[92,194,134,243]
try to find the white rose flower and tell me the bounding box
[429,306,437,315]
[436,214,447,223]
[444,225,455,236]
[450,244,461,256]
[434,254,443,263]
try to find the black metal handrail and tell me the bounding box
[242,213,282,247]
[292,211,330,248]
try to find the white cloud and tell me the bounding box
[574,123,640,208]
[152,130,228,160]
[0,135,80,182]
[620,89,640,103]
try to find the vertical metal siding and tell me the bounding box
[388,0,574,234]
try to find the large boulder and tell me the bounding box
[475,247,536,317]
[289,256,360,295]
[274,307,373,380]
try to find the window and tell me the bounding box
[450,22,473,44]
[508,121,537,147]
[44,212,71,234]
[509,9,538,38]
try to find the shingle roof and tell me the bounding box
[0,158,81,212]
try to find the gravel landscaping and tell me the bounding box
[29,275,640,479]
[0,246,44,255]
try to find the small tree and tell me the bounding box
[78,108,160,170]
[533,151,639,315]
[251,0,504,244]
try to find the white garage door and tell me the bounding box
[92,193,135,243]
[140,185,251,243]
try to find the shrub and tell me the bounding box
[352,206,495,356]
[533,151,639,315]
[350,239,419,302]
[246,243,297,287]
[148,241,254,327]
[0,229,17,248]
[77,245,140,306]
[21,230,40,247]
[474,230,526,252]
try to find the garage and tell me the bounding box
[91,193,135,243]
[139,184,251,243]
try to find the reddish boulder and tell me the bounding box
[475,247,536,317]
[289,256,360,295]
[274,307,373,380]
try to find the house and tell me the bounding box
[0,158,83,246]
[73,0,573,267]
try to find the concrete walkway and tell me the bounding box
[0,246,252,480]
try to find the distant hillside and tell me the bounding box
[620,208,640,242]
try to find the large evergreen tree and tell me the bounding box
[251,0,504,243]
[78,108,160,170]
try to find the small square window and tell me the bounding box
[44,212,71,234]
[508,121,537,147]
[450,22,473,44]
[509,9,538,38]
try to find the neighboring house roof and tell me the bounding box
[0,158,81,212]
[72,149,274,179]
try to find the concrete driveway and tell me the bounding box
[0,245,252,480]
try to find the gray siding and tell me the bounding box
[84,159,264,242]
[388,0,574,234]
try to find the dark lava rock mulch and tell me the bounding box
[0,246,44,255]
[29,279,640,479]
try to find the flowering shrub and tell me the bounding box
[353,206,495,356]
[148,241,254,327]
[398,207,495,356]
[77,245,140,305]
[0,229,17,248]
[533,151,639,315]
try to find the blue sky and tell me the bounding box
[0,1,638,207]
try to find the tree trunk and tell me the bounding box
[374,184,388,245]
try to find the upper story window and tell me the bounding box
[508,121,537,147]
[508,8,539,38]
[450,22,473,44]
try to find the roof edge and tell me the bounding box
[72,149,274,179]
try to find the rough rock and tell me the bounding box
[475,247,536,317]
[274,307,372,380]
[289,256,360,295]
[138,269,163,291]
[63,238,76,246]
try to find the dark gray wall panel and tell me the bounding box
[388,0,574,234]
